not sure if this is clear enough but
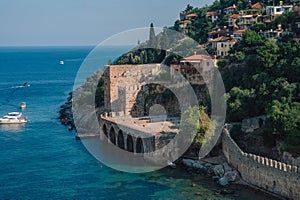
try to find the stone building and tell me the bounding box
[170,53,216,84]
[103,64,161,115]
[208,36,236,57]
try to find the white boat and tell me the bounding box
[23,82,30,87]
[59,61,64,65]
[0,112,27,124]
[20,102,26,109]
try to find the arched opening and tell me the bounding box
[103,124,108,138]
[127,134,134,152]
[109,127,116,145]
[117,130,125,150]
[136,137,144,153]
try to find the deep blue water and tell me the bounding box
[0,47,277,200]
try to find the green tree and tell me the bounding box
[256,38,279,69]
[250,22,267,32]
[180,106,215,149]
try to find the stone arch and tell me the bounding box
[136,137,144,153]
[127,134,134,152]
[103,124,108,138]
[117,130,125,150]
[109,127,116,145]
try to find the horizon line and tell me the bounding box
[0,44,136,47]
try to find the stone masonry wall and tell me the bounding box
[222,129,300,199]
[103,64,161,115]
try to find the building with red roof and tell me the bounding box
[224,4,237,15]
[250,2,264,9]
[228,14,240,29]
[208,36,236,57]
[205,11,219,23]
[170,53,215,83]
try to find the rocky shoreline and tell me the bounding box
[59,92,75,130]
[180,156,240,187]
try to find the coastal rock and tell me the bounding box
[218,177,229,186]
[223,170,239,182]
[222,162,232,172]
[182,159,195,168]
[206,167,214,175]
[193,162,208,174]
[213,165,225,177]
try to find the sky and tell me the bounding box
[0,0,214,46]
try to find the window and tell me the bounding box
[276,8,282,13]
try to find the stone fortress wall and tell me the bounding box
[103,64,161,115]
[222,129,300,199]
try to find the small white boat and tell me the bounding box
[0,112,27,124]
[59,61,64,65]
[23,82,30,87]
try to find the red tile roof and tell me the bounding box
[229,14,240,19]
[206,11,218,16]
[186,13,198,18]
[234,29,247,33]
[183,20,192,24]
[251,3,264,9]
[224,5,237,10]
[208,36,230,42]
[182,54,212,61]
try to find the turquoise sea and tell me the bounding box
[0,46,279,199]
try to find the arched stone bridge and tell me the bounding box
[99,112,180,156]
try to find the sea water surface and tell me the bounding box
[0,47,279,200]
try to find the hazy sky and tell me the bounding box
[0,0,214,46]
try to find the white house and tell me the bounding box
[208,36,236,57]
[266,5,293,15]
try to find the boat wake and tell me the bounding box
[0,84,28,109]
[11,85,26,89]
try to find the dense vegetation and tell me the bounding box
[75,70,105,108]
[224,30,300,154]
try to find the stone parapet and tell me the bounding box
[222,129,300,199]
